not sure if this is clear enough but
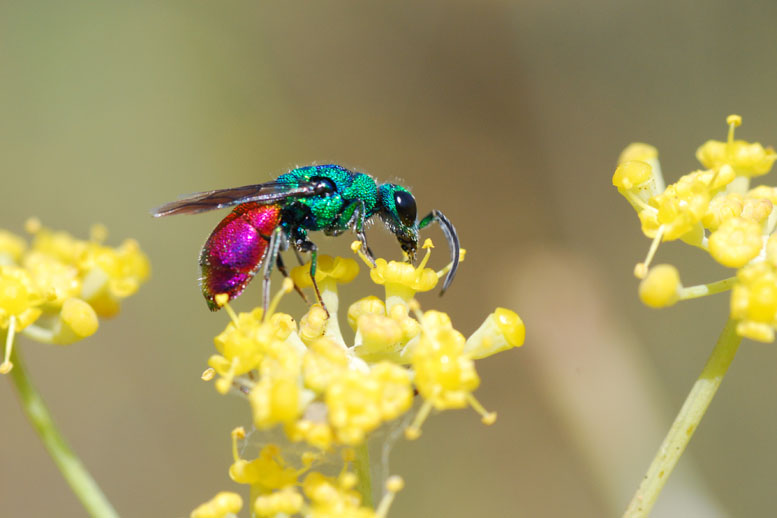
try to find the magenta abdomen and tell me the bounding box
[199,202,282,310]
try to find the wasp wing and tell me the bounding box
[151,181,317,217]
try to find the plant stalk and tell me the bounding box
[623,318,741,517]
[7,345,120,518]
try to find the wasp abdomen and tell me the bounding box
[199,203,282,310]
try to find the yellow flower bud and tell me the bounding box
[346,295,386,331]
[464,308,525,359]
[638,265,681,308]
[708,217,763,268]
[290,255,359,288]
[50,298,99,344]
[254,487,304,517]
[190,491,243,518]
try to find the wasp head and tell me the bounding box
[378,183,419,261]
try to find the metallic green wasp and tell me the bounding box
[152,164,460,313]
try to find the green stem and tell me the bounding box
[7,345,120,518]
[354,441,373,508]
[623,318,742,518]
[678,276,737,300]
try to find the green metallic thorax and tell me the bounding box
[276,165,379,236]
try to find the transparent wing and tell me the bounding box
[151,181,317,217]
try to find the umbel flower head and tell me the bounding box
[0,219,150,373]
[193,240,525,518]
[613,115,777,342]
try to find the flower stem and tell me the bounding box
[7,345,120,518]
[623,318,742,518]
[354,441,373,508]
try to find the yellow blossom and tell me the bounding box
[48,298,100,344]
[291,255,359,288]
[371,362,413,421]
[229,443,300,489]
[346,296,386,330]
[696,115,777,178]
[359,239,438,310]
[209,309,268,393]
[0,230,27,264]
[731,262,777,342]
[303,472,373,518]
[79,238,150,317]
[299,305,329,344]
[708,217,763,268]
[285,414,335,451]
[386,303,421,347]
[412,310,479,409]
[254,487,304,517]
[464,307,526,359]
[302,337,349,393]
[640,169,732,241]
[352,314,403,361]
[190,492,243,518]
[326,369,383,445]
[0,265,44,330]
[639,265,681,308]
[0,221,148,374]
[196,237,523,515]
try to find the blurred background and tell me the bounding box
[2,1,777,516]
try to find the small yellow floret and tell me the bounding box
[412,311,479,409]
[0,230,27,264]
[638,265,681,308]
[696,116,777,177]
[51,298,99,344]
[326,369,383,445]
[299,305,328,344]
[386,475,405,493]
[703,193,744,231]
[250,372,302,428]
[618,143,658,164]
[290,255,359,288]
[347,296,386,331]
[464,307,526,359]
[229,444,300,489]
[731,262,777,342]
[612,160,652,190]
[641,171,723,241]
[708,217,763,268]
[190,491,243,518]
[370,258,438,292]
[371,362,413,421]
[353,314,403,359]
[0,265,43,330]
[302,337,349,393]
[254,487,304,517]
[79,238,151,316]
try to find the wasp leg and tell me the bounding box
[418,210,460,295]
[261,227,285,318]
[295,239,329,318]
[292,246,305,266]
[276,253,308,302]
[346,199,376,266]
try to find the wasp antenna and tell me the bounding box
[429,210,459,295]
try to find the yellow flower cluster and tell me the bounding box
[0,219,150,373]
[194,239,525,517]
[614,115,777,342]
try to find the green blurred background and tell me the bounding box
[2,1,777,516]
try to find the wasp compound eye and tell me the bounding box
[312,176,337,196]
[394,190,417,227]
